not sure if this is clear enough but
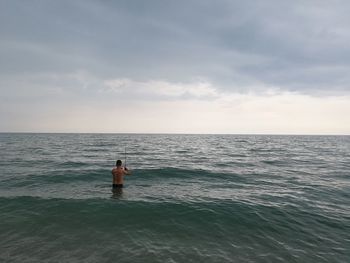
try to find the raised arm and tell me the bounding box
[124,167,132,175]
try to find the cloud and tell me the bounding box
[2,0,350,94]
[1,72,349,134]
[103,78,218,99]
[1,1,350,133]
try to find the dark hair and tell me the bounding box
[116,160,122,166]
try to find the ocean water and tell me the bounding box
[0,133,349,263]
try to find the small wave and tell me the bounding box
[1,196,349,262]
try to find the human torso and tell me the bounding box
[112,167,125,184]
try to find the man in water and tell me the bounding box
[112,160,131,190]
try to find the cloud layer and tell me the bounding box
[1,0,350,133]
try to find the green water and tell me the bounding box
[0,133,349,262]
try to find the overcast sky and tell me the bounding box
[1,0,349,134]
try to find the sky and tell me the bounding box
[1,0,350,134]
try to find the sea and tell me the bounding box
[0,133,349,263]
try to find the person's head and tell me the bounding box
[116,160,122,167]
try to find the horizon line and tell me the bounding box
[0,131,349,136]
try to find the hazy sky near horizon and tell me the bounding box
[1,0,350,134]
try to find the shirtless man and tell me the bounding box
[112,160,131,189]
